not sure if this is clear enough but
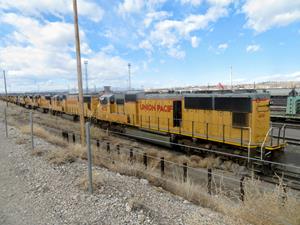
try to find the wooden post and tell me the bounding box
[183,163,187,182]
[143,153,147,169]
[130,149,133,162]
[73,0,85,146]
[208,168,212,195]
[116,144,120,154]
[240,176,245,201]
[106,142,110,153]
[160,157,165,176]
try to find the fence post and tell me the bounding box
[130,148,133,162]
[116,144,120,154]
[4,108,8,138]
[96,139,100,148]
[72,133,76,143]
[281,185,287,206]
[66,132,69,143]
[183,163,187,182]
[30,111,34,150]
[240,176,245,201]
[143,153,147,169]
[106,142,110,153]
[85,122,93,194]
[207,168,212,195]
[160,157,165,176]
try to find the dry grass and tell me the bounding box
[225,179,300,225]
[77,171,104,192]
[46,144,86,165]
[20,125,67,147]
[15,137,28,145]
[81,147,300,225]
[30,147,45,157]
[46,148,76,165]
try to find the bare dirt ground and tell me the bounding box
[0,122,237,225]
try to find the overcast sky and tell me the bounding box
[0,0,300,92]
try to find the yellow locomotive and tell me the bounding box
[1,90,284,160]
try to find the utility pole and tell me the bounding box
[84,60,88,93]
[3,70,8,107]
[128,63,131,91]
[73,0,85,145]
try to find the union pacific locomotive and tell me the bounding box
[1,89,285,160]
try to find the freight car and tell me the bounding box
[1,90,285,161]
[271,88,300,121]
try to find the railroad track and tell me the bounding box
[271,136,300,146]
[40,119,300,192]
[4,102,300,192]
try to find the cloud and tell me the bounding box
[143,11,171,28]
[218,43,228,50]
[150,5,229,49]
[246,44,260,52]
[0,0,104,22]
[242,0,300,32]
[252,71,300,82]
[118,0,145,14]
[191,36,200,48]
[167,47,186,59]
[0,12,129,92]
[0,13,78,52]
[139,40,153,51]
[181,0,203,6]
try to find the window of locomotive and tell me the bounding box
[109,96,115,104]
[84,97,91,110]
[100,97,108,105]
[232,112,249,127]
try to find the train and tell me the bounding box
[270,88,300,121]
[1,88,285,161]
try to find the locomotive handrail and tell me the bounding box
[260,127,273,160]
[247,127,252,163]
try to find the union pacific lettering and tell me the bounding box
[140,103,173,112]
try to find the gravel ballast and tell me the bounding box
[0,122,237,225]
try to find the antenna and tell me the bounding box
[84,60,88,93]
[128,63,131,91]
